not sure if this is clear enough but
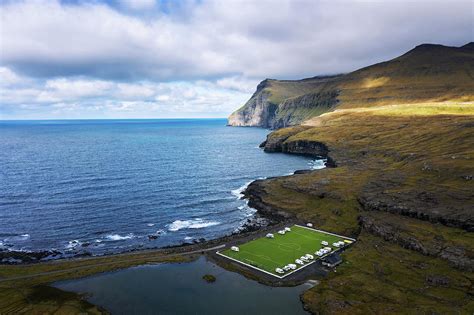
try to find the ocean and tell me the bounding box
[0,119,323,261]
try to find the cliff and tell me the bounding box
[228,43,474,128]
[243,106,474,313]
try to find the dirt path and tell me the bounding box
[0,244,226,283]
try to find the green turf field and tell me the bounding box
[219,225,354,277]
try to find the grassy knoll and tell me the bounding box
[220,225,351,276]
[250,105,474,313]
[0,249,197,314]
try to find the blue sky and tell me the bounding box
[0,0,472,119]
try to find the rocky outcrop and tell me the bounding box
[228,76,341,128]
[227,79,278,128]
[243,180,294,221]
[271,90,339,129]
[359,214,474,271]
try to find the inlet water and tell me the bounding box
[54,256,310,314]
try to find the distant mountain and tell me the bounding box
[228,43,474,129]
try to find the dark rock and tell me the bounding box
[294,169,313,175]
[426,275,450,286]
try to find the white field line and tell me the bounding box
[216,225,356,279]
[216,251,284,279]
[217,249,337,279]
[295,224,357,242]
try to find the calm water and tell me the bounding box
[0,119,322,259]
[55,256,310,315]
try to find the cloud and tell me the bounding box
[0,0,472,119]
[1,0,471,81]
[0,67,251,119]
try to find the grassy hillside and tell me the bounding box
[249,104,474,313]
[228,43,474,128]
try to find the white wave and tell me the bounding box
[238,202,257,217]
[105,233,135,241]
[6,234,31,242]
[155,229,166,235]
[147,223,155,227]
[65,240,81,249]
[184,236,193,241]
[309,159,327,170]
[231,181,253,199]
[168,218,220,232]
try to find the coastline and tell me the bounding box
[0,146,329,313]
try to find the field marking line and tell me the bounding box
[241,250,282,267]
[294,224,357,241]
[216,251,284,279]
[217,249,321,279]
[217,225,355,279]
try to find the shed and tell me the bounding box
[322,253,342,268]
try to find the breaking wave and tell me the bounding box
[105,233,135,241]
[167,219,220,232]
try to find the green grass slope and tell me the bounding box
[248,107,474,313]
[228,43,474,128]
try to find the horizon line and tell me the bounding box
[0,117,228,121]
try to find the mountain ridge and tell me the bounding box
[228,42,474,129]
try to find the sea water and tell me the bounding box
[0,119,323,259]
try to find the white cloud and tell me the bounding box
[0,0,472,119]
[0,67,252,119]
[1,0,471,80]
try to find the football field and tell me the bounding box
[218,225,354,278]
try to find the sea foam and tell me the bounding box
[168,218,220,232]
[105,233,135,241]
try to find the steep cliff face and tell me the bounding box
[227,79,277,128]
[228,43,474,128]
[227,76,341,128]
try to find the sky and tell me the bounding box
[0,0,472,120]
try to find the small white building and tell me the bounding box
[275,268,284,274]
[266,233,274,238]
[333,242,340,247]
[283,265,291,271]
[306,223,313,227]
[278,230,285,235]
[295,259,304,265]
[284,227,291,232]
[288,264,297,270]
[316,251,323,257]
[321,241,328,246]
[231,246,239,252]
[305,254,314,260]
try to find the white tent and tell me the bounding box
[266,233,274,238]
[284,227,291,232]
[321,241,328,246]
[275,268,284,274]
[278,230,285,235]
[231,246,239,252]
[306,223,313,227]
